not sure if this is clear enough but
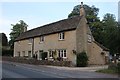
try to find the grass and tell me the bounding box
[96,68,117,74]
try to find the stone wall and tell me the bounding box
[2,57,73,67]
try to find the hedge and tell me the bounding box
[2,50,13,56]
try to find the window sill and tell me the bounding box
[58,39,65,41]
[49,57,53,58]
[63,57,67,59]
[39,42,44,44]
[28,43,32,45]
[88,40,92,43]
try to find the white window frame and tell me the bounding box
[59,32,65,40]
[58,49,67,58]
[49,50,53,58]
[40,36,44,43]
[88,34,92,42]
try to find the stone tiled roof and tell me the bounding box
[15,16,82,41]
[94,41,109,51]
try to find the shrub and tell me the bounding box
[2,50,13,56]
[108,63,117,70]
[41,52,47,60]
[77,51,88,67]
[117,62,120,74]
[57,57,63,61]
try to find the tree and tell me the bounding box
[68,4,120,55]
[68,5,99,18]
[68,4,104,44]
[9,20,28,49]
[117,23,120,54]
[0,33,8,50]
[102,13,118,54]
[1,33,8,47]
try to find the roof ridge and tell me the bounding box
[16,15,82,41]
[24,15,81,33]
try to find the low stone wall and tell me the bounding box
[2,56,73,67]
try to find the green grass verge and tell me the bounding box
[96,68,118,74]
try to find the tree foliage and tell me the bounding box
[1,33,8,47]
[68,4,120,55]
[9,20,28,49]
[68,4,103,44]
[68,5,99,18]
[102,13,120,54]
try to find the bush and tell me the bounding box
[117,62,120,74]
[108,62,120,74]
[77,51,88,67]
[108,63,117,70]
[2,50,13,56]
[41,52,47,60]
[57,57,63,61]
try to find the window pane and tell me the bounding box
[40,36,44,42]
[49,51,51,57]
[59,33,61,39]
[59,32,64,40]
[64,50,66,57]
[58,50,60,57]
[62,33,64,39]
[61,50,63,57]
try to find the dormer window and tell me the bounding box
[59,32,65,40]
[40,36,44,42]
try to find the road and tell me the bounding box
[2,61,119,79]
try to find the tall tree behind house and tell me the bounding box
[9,20,28,49]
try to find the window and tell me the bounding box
[40,36,44,42]
[39,50,43,53]
[49,50,53,58]
[88,34,92,42]
[59,32,65,40]
[28,38,33,44]
[28,51,31,58]
[18,52,20,56]
[22,51,25,57]
[58,50,67,58]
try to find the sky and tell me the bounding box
[118,1,120,22]
[0,0,119,40]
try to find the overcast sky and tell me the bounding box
[0,0,119,40]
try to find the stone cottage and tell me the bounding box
[14,2,109,66]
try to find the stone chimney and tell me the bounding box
[23,26,27,32]
[80,2,85,16]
